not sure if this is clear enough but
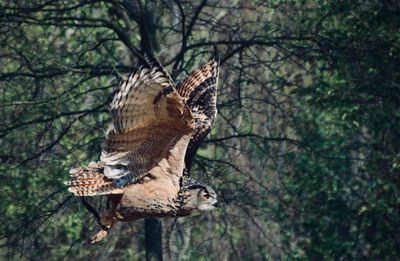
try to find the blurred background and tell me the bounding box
[1,0,400,260]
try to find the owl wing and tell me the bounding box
[175,56,219,174]
[101,56,195,187]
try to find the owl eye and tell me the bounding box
[202,191,210,199]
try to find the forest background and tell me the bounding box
[1,0,400,260]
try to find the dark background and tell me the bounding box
[1,0,400,260]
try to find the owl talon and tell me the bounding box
[90,229,108,244]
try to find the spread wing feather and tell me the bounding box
[66,162,124,196]
[176,56,219,174]
[101,56,195,186]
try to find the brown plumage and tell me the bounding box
[176,57,219,173]
[66,53,219,243]
[66,162,122,196]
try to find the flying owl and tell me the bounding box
[65,52,219,243]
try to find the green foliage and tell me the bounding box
[1,0,399,260]
[269,1,400,259]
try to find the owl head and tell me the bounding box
[182,178,218,213]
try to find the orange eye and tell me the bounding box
[203,192,210,199]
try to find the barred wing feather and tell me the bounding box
[101,57,195,186]
[176,57,219,174]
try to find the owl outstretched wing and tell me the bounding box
[101,56,195,187]
[176,54,219,174]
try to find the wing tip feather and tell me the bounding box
[212,44,220,64]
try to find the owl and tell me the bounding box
[65,51,219,243]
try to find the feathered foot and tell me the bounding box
[91,229,108,244]
[89,209,117,244]
[90,229,107,244]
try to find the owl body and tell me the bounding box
[66,52,219,243]
[108,179,217,222]
[73,163,217,221]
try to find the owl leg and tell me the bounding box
[90,210,117,244]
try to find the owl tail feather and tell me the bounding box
[65,162,123,196]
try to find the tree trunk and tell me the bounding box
[145,219,163,261]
